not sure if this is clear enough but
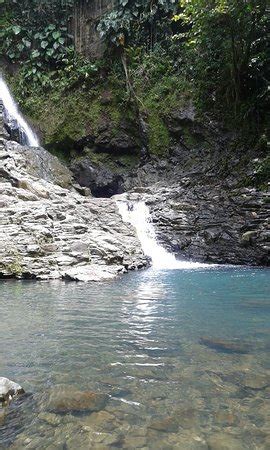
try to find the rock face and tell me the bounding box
[70,157,124,198]
[0,377,25,404]
[72,0,115,59]
[0,98,269,278]
[0,134,147,280]
[122,181,269,266]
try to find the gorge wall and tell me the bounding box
[0,102,148,281]
[0,97,269,281]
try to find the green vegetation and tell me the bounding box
[1,0,268,158]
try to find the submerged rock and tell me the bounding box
[47,387,109,413]
[149,416,179,433]
[199,337,249,354]
[207,433,248,450]
[242,373,269,390]
[0,377,25,405]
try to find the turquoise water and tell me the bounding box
[0,267,269,449]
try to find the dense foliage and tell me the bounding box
[98,0,178,49]
[1,0,268,143]
[99,0,269,134]
[0,0,74,86]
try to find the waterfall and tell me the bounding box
[117,199,209,269]
[0,76,39,147]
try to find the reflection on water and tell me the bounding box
[0,267,270,449]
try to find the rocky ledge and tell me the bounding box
[129,178,269,266]
[0,134,147,281]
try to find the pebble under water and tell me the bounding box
[0,267,269,449]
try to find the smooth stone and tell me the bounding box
[208,433,248,450]
[48,386,109,413]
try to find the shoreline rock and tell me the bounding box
[0,377,25,405]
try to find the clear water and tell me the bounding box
[0,267,269,449]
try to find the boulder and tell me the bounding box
[63,264,125,282]
[47,386,109,413]
[0,377,25,405]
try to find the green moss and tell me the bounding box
[6,260,23,276]
[137,73,192,156]
[148,113,170,156]
[254,156,270,188]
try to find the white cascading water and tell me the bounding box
[0,76,39,147]
[117,199,209,269]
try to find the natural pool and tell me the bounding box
[0,267,269,449]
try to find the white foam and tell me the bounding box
[117,199,210,269]
[0,76,39,147]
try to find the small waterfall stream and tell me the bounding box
[0,76,39,147]
[117,199,209,269]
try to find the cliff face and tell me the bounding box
[72,0,115,59]
[0,104,147,281]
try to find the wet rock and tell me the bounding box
[0,377,25,405]
[207,433,248,450]
[176,407,198,429]
[63,264,124,282]
[124,434,147,448]
[5,141,73,189]
[214,410,239,426]
[149,416,179,433]
[242,373,269,390]
[38,412,61,426]
[169,434,208,450]
[70,157,124,198]
[83,410,118,432]
[48,387,109,413]
[0,409,5,425]
[199,337,249,354]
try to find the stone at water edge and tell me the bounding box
[0,377,25,405]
